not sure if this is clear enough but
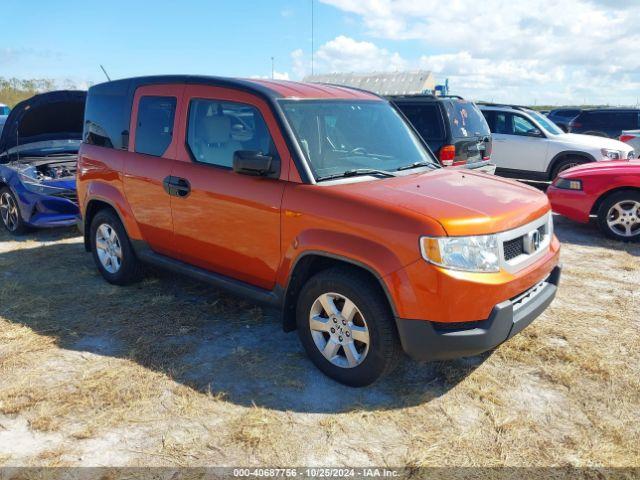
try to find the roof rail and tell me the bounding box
[476,101,531,111]
[386,93,466,100]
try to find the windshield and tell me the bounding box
[528,110,563,135]
[444,100,490,138]
[279,100,437,180]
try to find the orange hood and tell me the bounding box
[338,169,550,236]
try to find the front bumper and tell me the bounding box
[547,185,592,223]
[396,265,561,361]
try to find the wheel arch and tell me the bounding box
[547,151,596,180]
[591,186,640,216]
[83,198,128,252]
[281,251,398,333]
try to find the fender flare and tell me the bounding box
[284,249,400,318]
[83,183,140,251]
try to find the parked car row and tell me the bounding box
[0,77,636,386]
[478,103,634,181]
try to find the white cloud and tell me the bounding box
[291,36,407,78]
[316,0,640,104]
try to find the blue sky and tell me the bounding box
[2,0,640,105]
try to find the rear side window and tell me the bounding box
[134,96,176,157]
[444,101,490,138]
[186,99,276,168]
[395,104,444,140]
[84,80,131,150]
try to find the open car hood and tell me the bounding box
[0,90,86,159]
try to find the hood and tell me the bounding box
[559,160,640,178]
[336,169,550,236]
[559,133,633,152]
[0,90,86,157]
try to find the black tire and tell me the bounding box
[597,190,640,242]
[550,156,588,180]
[296,267,402,387]
[0,186,28,235]
[89,208,144,285]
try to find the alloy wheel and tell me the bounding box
[95,223,123,273]
[0,192,19,232]
[607,200,640,238]
[309,292,370,368]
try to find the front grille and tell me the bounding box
[503,225,547,262]
[503,237,524,261]
[52,191,78,204]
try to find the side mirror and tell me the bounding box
[233,150,279,177]
[528,128,542,137]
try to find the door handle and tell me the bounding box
[163,176,191,198]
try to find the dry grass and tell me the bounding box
[0,217,638,469]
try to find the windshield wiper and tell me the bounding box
[396,161,440,171]
[316,168,399,182]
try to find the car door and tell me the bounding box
[170,85,289,290]
[123,84,184,257]
[490,112,549,173]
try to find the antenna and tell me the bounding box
[271,57,275,79]
[311,0,314,76]
[100,65,112,81]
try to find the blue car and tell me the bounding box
[0,90,85,234]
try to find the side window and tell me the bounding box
[135,96,176,156]
[512,114,538,136]
[84,81,130,150]
[495,112,512,134]
[396,104,444,140]
[187,99,276,168]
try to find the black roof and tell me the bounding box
[89,75,286,99]
[387,94,465,101]
[580,107,640,113]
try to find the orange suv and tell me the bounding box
[78,76,561,386]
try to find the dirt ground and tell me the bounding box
[0,215,638,469]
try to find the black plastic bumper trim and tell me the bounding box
[396,265,562,362]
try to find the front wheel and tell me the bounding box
[296,268,401,387]
[597,191,640,242]
[0,187,28,235]
[551,157,587,180]
[90,209,144,284]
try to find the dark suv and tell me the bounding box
[547,108,581,132]
[389,95,493,172]
[568,109,640,138]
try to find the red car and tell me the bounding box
[548,160,640,241]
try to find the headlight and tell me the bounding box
[553,178,583,190]
[16,165,70,195]
[601,148,622,160]
[420,234,500,273]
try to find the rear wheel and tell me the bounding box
[90,209,144,284]
[0,187,28,235]
[597,191,640,242]
[296,267,401,387]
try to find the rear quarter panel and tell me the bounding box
[78,144,143,240]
